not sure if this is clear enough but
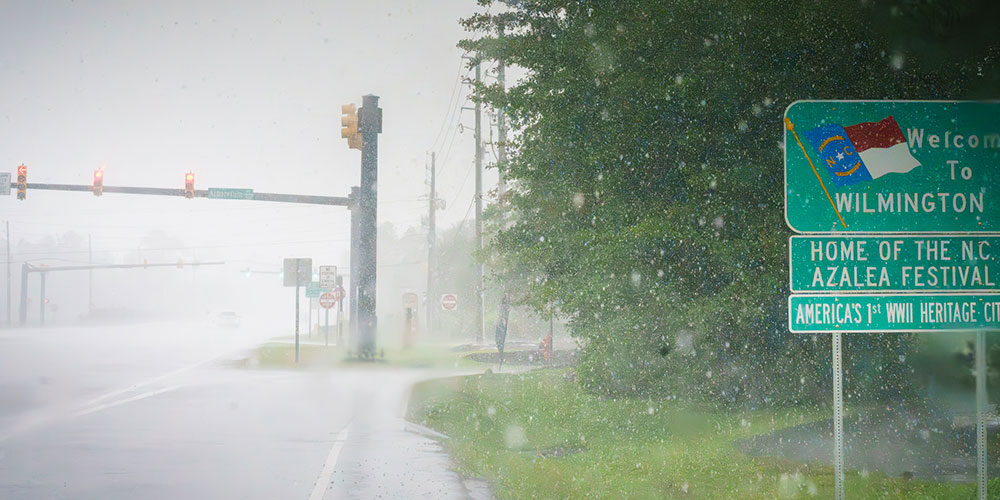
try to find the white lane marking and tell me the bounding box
[74,384,183,417]
[80,353,226,408]
[308,427,351,500]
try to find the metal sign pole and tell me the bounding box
[325,308,329,347]
[294,261,300,364]
[977,330,988,500]
[833,331,845,500]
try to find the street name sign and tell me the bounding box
[305,281,322,298]
[319,265,337,289]
[784,101,1000,233]
[790,235,998,293]
[207,187,254,200]
[0,172,9,195]
[789,294,1000,333]
[282,258,312,287]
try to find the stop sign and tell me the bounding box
[319,292,337,309]
[331,286,346,301]
[440,293,458,311]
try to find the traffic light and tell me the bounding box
[93,168,104,196]
[184,171,194,198]
[16,164,26,200]
[341,103,362,150]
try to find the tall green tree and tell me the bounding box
[462,0,1000,404]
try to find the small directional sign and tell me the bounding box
[207,188,254,200]
[789,294,1000,333]
[790,235,998,293]
[0,172,9,196]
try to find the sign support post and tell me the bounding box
[977,330,988,500]
[284,258,311,364]
[295,263,300,364]
[833,331,845,500]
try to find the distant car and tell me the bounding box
[216,311,240,328]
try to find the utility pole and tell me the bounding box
[496,22,508,205]
[427,152,436,337]
[5,221,10,327]
[349,186,360,350]
[19,263,28,325]
[474,59,485,344]
[336,275,344,345]
[88,234,93,314]
[358,94,383,358]
[39,272,45,327]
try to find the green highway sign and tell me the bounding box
[207,187,254,200]
[305,281,322,298]
[790,235,998,293]
[784,101,1000,233]
[789,294,1000,333]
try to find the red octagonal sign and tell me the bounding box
[440,293,458,311]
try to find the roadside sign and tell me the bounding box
[207,187,254,200]
[790,235,998,293]
[305,281,322,298]
[784,101,1000,233]
[403,292,418,308]
[319,292,337,309]
[319,265,337,289]
[331,286,346,301]
[789,294,1000,333]
[0,172,9,196]
[282,258,312,287]
[441,293,458,311]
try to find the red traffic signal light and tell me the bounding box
[16,164,26,200]
[93,169,104,196]
[184,172,195,198]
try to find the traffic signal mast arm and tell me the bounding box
[7,182,350,206]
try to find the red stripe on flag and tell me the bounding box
[843,116,906,152]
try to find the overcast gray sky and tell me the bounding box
[1,0,494,276]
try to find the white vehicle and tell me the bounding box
[215,311,240,328]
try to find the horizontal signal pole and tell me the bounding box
[9,183,350,207]
[23,261,225,273]
[20,260,225,326]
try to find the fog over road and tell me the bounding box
[0,323,480,499]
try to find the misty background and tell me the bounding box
[0,0,507,337]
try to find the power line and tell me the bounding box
[430,56,469,152]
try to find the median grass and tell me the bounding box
[231,341,482,370]
[408,369,992,499]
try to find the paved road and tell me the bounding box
[0,322,486,499]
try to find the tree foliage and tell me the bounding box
[461,0,1000,405]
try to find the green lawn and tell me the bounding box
[231,341,481,370]
[408,369,994,499]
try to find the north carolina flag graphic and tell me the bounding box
[803,116,921,188]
